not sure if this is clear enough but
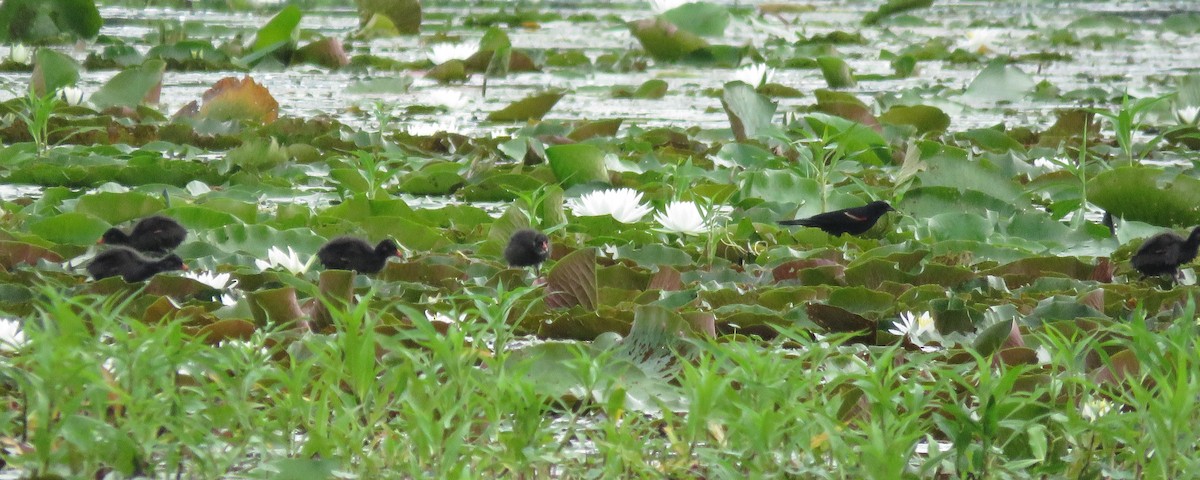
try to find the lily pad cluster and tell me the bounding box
[2,0,1200,478]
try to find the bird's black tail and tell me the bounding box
[777,219,813,226]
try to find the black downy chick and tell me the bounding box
[505,229,550,275]
[1131,226,1200,284]
[88,246,187,282]
[99,215,187,254]
[317,237,401,274]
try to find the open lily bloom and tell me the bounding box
[961,29,1002,54]
[0,318,25,352]
[649,0,689,13]
[653,201,728,235]
[567,188,654,224]
[183,270,235,290]
[889,311,942,351]
[735,63,775,88]
[427,42,476,65]
[1177,105,1200,125]
[255,246,308,275]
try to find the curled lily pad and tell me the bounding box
[176,76,280,124]
[816,56,856,89]
[546,247,598,310]
[89,59,164,110]
[721,81,778,142]
[31,48,80,96]
[357,0,422,35]
[627,17,709,62]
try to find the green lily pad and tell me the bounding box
[721,81,778,142]
[487,89,566,122]
[661,2,730,37]
[963,59,1035,103]
[74,192,166,225]
[31,47,80,96]
[1089,166,1200,227]
[546,144,609,187]
[29,212,110,245]
[89,59,165,110]
[627,17,709,62]
[816,56,856,89]
[879,105,950,135]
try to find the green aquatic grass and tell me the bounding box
[4,290,1200,477]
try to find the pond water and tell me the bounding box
[3,1,1198,141]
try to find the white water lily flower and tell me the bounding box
[889,311,941,351]
[567,188,654,224]
[961,29,1002,55]
[57,86,84,106]
[426,88,469,109]
[8,44,29,65]
[183,270,235,290]
[649,0,688,13]
[255,246,308,274]
[653,201,727,235]
[427,42,476,65]
[407,119,459,136]
[735,63,775,88]
[1177,105,1200,125]
[1081,397,1114,422]
[0,318,25,352]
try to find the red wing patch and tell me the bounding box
[844,212,867,221]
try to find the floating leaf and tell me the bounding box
[0,0,101,43]
[90,59,165,110]
[816,56,856,89]
[251,5,301,54]
[806,303,874,342]
[31,47,80,96]
[1089,166,1200,227]
[0,241,63,269]
[196,319,257,345]
[29,212,110,245]
[546,144,610,187]
[627,17,709,62]
[294,37,350,69]
[963,59,1035,103]
[862,0,933,25]
[660,2,730,37]
[546,247,597,310]
[721,81,778,141]
[248,286,306,327]
[487,89,566,122]
[179,76,280,124]
[879,105,950,135]
[357,0,422,35]
[75,192,166,225]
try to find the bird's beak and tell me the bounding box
[182,264,190,271]
[96,238,104,245]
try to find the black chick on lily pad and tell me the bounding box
[1131,226,1200,284]
[317,237,401,274]
[505,229,550,276]
[98,215,187,254]
[778,201,896,236]
[88,246,187,282]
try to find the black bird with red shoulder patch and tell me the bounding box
[778,201,896,236]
